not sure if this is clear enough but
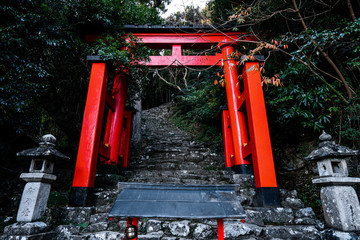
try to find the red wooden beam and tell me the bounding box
[70,62,108,206]
[132,32,255,49]
[139,44,223,67]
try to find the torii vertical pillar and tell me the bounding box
[242,61,279,206]
[221,43,252,174]
[69,62,108,206]
[221,43,280,207]
[108,73,129,165]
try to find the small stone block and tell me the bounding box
[317,159,348,177]
[223,222,262,238]
[320,186,360,231]
[321,229,360,240]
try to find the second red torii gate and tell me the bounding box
[70,25,280,208]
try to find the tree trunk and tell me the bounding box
[346,0,357,21]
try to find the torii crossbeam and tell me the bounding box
[70,25,280,208]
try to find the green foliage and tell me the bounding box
[47,191,68,208]
[171,70,226,143]
[265,60,338,132]
[90,34,151,71]
[0,0,162,143]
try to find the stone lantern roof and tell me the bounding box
[16,134,70,161]
[305,131,358,161]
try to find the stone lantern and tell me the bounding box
[306,131,360,231]
[15,134,70,222]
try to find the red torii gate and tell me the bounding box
[69,25,280,208]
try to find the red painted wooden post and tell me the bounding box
[119,111,133,168]
[221,44,252,174]
[222,110,235,168]
[242,61,280,206]
[108,73,129,165]
[217,219,224,240]
[70,62,108,206]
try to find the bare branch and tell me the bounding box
[155,69,182,91]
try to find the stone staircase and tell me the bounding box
[7,103,359,239]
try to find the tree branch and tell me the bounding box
[346,0,357,21]
[155,69,182,91]
[291,0,353,99]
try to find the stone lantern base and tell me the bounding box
[321,186,360,231]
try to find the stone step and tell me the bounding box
[52,210,324,240]
[129,169,230,179]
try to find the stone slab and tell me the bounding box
[110,183,245,219]
[4,222,48,235]
[312,177,360,186]
[20,172,57,183]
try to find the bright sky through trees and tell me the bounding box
[161,0,209,18]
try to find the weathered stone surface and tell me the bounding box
[3,232,55,240]
[55,225,81,239]
[294,218,319,225]
[262,225,321,240]
[168,220,190,237]
[294,207,318,225]
[93,191,118,206]
[117,220,127,233]
[244,209,265,226]
[87,231,123,240]
[146,220,162,233]
[223,222,262,238]
[95,205,112,213]
[295,207,316,218]
[238,188,257,206]
[252,207,294,224]
[230,174,255,187]
[281,196,304,209]
[86,222,108,232]
[321,229,360,240]
[4,221,48,235]
[90,213,108,224]
[57,207,94,225]
[137,234,163,240]
[16,134,70,161]
[17,182,51,222]
[193,223,213,239]
[306,131,358,161]
[320,186,360,231]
